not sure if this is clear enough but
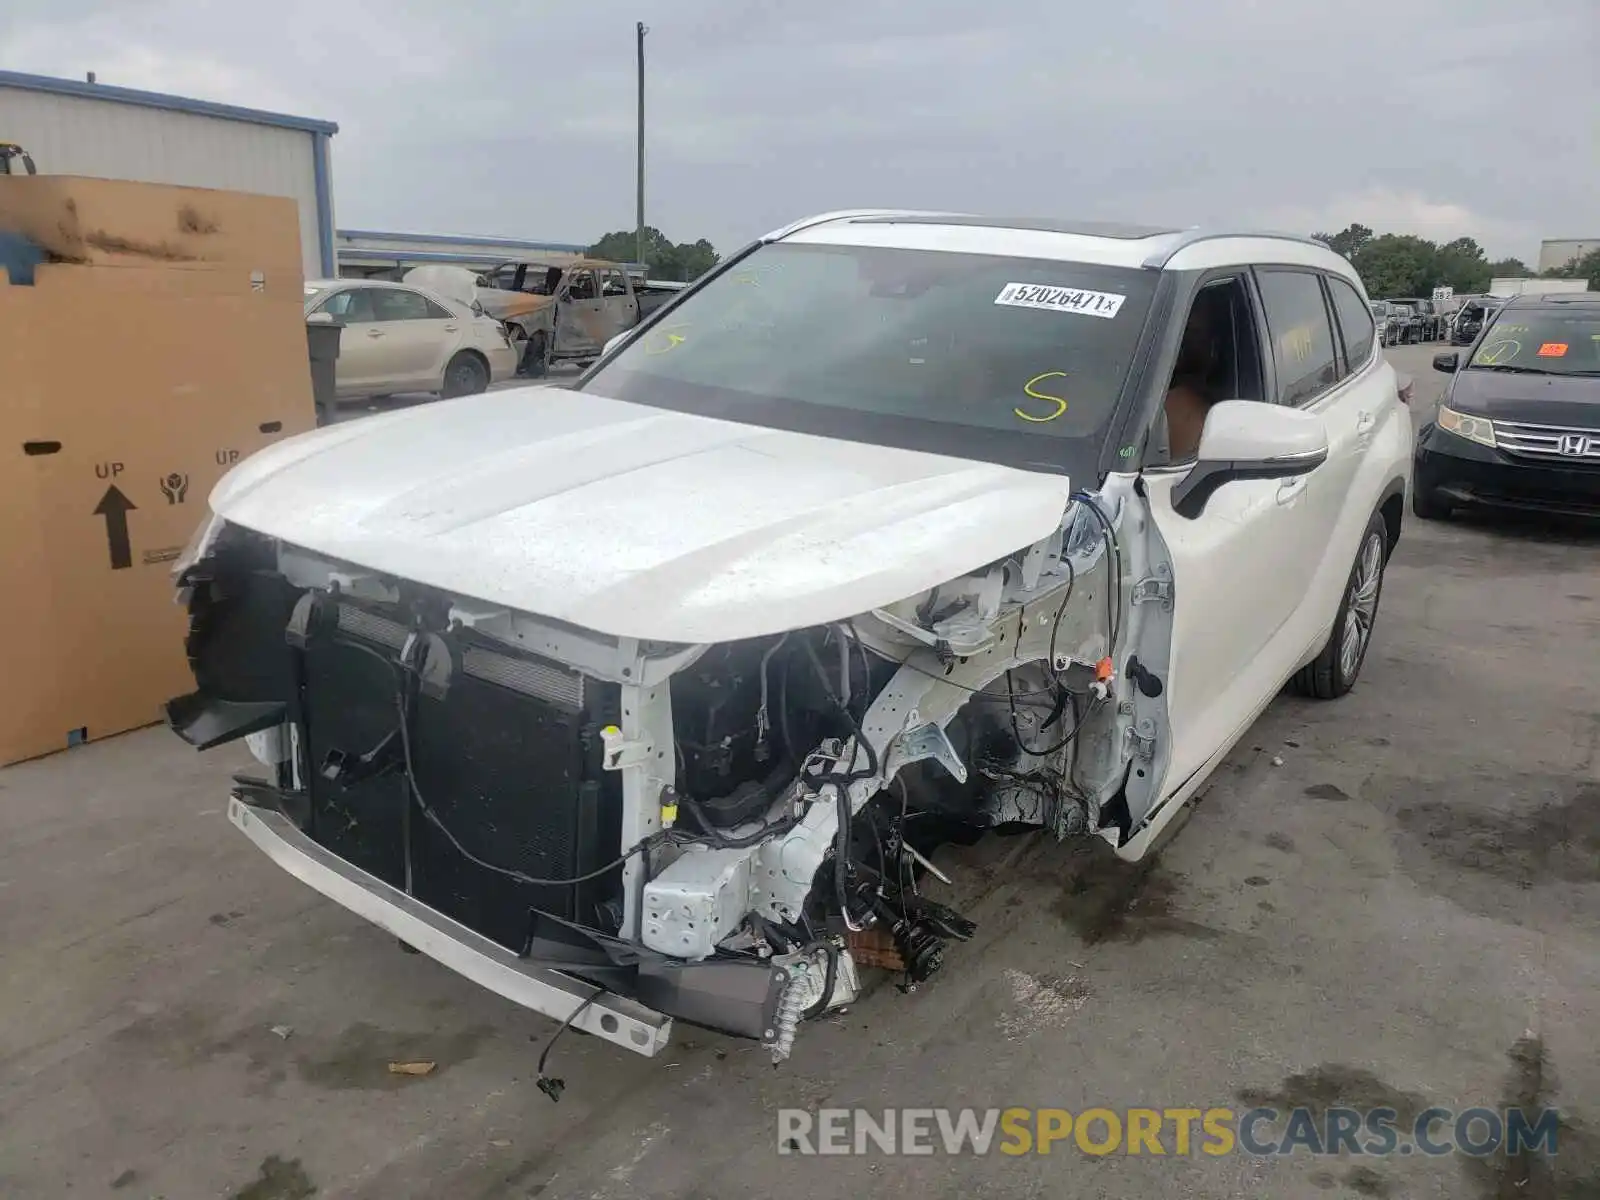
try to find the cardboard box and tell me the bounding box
[0,175,305,272]
[0,179,315,766]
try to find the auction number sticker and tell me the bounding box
[1536,342,1569,357]
[994,282,1126,320]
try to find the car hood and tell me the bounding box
[208,387,1075,643]
[1449,368,1600,428]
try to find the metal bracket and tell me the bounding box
[894,716,968,783]
[1125,724,1156,760]
[326,571,399,604]
[600,725,652,771]
[1130,571,1174,611]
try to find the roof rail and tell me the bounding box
[760,209,970,242]
[1142,229,1333,269]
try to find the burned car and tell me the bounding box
[168,212,1411,1069]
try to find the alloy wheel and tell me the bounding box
[1339,532,1385,680]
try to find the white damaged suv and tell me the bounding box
[168,212,1411,1068]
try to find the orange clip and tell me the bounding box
[1095,656,1114,682]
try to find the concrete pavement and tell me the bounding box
[1,343,1595,1199]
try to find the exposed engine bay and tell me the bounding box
[167,489,1173,1069]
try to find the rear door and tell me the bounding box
[1256,268,1394,674]
[370,287,461,389]
[1296,271,1400,642]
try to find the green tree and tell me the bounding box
[1432,236,1490,294]
[1487,257,1531,278]
[586,226,720,281]
[1351,234,1438,298]
[1312,223,1374,260]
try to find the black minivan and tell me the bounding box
[1414,293,1600,519]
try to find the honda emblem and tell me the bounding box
[1559,433,1590,457]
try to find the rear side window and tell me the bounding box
[372,289,449,321]
[1329,277,1376,367]
[1257,270,1340,405]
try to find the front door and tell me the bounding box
[553,268,607,358]
[1141,272,1330,792]
[597,267,640,343]
[316,287,389,396]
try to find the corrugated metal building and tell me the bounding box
[1539,238,1600,274]
[0,70,337,279]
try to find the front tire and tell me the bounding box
[442,351,488,398]
[1290,513,1388,700]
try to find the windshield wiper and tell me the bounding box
[1469,363,1547,374]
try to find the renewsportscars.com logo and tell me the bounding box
[777,1106,1563,1158]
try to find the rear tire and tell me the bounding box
[1290,513,1388,700]
[1411,485,1452,521]
[442,351,488,398]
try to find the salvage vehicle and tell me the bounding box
[1388,297,1446,343]
[1450,296,1506,345]
[1370,300,1397,347]
[168,212,1411,1071]
[1415,292,1600,520]
[478,258,684,376]
[303,278,519,402]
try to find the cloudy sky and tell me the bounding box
[3,0,1596,260]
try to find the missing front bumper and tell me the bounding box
[228,796,675,1057]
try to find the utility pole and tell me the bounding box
[635,21,647,273]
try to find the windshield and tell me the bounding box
[1393,304,1415,316]
[1470,307,1600,374]
[578,242,1159,473]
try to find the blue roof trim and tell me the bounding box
[0,70,338,135]
[338,228,589,254]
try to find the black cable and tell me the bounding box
[391,681,662,888]
[676,790,801,849]
[1005,668,1088,757]
[1073,494,1122,650]
[799,637,879,930]
[888,656,1062,699]
[534,987,605,1102]
[800,940,840,1020]
[1045,554,1077,679]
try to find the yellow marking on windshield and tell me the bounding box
[642,322,691,354]
[1015,371,1069,423]
[1474,339,1520,365]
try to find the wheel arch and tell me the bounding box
[1376,474,1407,557]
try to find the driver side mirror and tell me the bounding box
[1171,400,1329,519]
[1432,352,1460,373]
